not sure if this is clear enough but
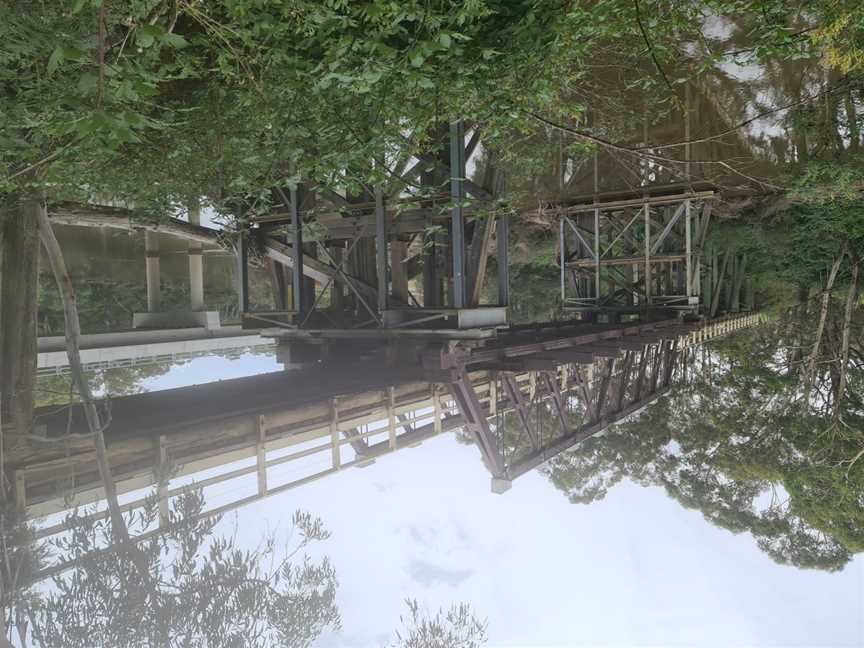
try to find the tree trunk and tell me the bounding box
[834,259,859,422]
[35,204,131,548]
[0,197,40,437]
[709,250,731,317]
[844,89,861,152]
[803,248,846,399]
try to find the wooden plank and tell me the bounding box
[387,387,397,450]
[330,398,341,469]
[256,415,267,496]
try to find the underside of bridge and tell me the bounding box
[239,120,511,338]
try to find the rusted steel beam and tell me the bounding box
[461,318,684,366]
[594,358,616,416]
[614,351,635,410]
[447,369,505,477]
[505,386,672,480]
[541,372,569,435]
[567,254,686,268]
[534,349,595,364]
[501,374,539,450]
[540,189,716,215]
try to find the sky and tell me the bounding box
[136,355,864,648]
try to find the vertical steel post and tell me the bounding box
[559,217,566,304]
[594,207,601,303]
[497,213,510,306]
[685,199,693,299]
[330,244,343,311]
[290,185,305,314]
[643,203,651,305]
[450,120,466,308]
[685,82,692,181]
[237,228,249,315]
[375,186,388,312]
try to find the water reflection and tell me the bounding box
[546,306,864,571]
[2,307,862,644]
[1,57,862,645]
[1,214,860,645]
[3,484,487,647]
[22,497,339,647]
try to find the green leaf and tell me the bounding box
[438,33,451,48]
[160,32,188,49]
[409,51,424,67]
[47,47,64,75]
[137,25,164,49]
[77,73,98,95]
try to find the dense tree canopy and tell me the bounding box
[545,307,864,572]
[2,0,863,212]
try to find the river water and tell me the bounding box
[3,33,863,647]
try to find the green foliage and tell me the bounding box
[29,492,340,647]
[811,1,864,72]
[707,156,864,300]
[545,310,864,572]
[0,2,198,198]
[393,599,487,648]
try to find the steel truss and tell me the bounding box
[240,121,511,333]
[443,322,685,490]
[559,192,715,317]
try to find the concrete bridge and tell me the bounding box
[37,325,271,376]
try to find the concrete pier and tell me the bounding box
[188,202,205,311]
[144,231,161,312]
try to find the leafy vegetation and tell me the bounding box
[5,490,340,647]
[3,2,864,642]
[545,308,864,571]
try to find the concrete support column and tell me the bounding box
[188,201,205,311]
[491,478,512,494]
[145,231,161,312]
[189,249,204,310]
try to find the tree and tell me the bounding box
[392,599,487,648]
[21,492,339,647]
[544,311,864,572]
